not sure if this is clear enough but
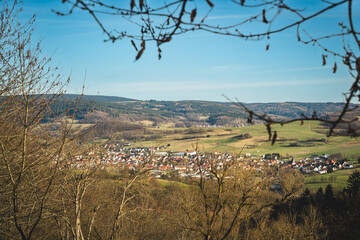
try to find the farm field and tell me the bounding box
[131,121,360,160]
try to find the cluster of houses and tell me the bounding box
[195,123,248,128]
[66,143,355,178]
[195,124,226,128]
[283,154,354,174]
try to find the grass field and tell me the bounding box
[304,167,359,192]
[132,121,360,161]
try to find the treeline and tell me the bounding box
[82,120,186,141]
[85,121,144,137]
[320,110,360,136]
[242,102,355,120]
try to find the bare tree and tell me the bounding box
[57,0,360,138]
[53,160,98,240]
[0,1,72,239]
[243,205,326,240]
[177,152,304,240]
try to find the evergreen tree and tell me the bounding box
[324,184,334,207]
[345,171,360,198]
[314,187,324,206]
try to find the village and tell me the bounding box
[69,142,354,179]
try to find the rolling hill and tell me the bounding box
[49,94,359,128]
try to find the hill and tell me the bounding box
[48,94,359,128]
[62,94,136,102]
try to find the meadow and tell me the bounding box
[304,168,356,192]
[132,121,360,160]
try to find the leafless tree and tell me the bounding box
[243,205,326,240]
[177,151,304,239]
[57,0,360,139]
[53,158,98,240]
[0,1,72,239]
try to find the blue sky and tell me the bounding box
[20,0,359,103]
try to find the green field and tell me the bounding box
[132,121,360,160]
[304,168,359,192]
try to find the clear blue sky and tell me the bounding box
[20,0,359,103]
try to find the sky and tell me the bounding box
[18,0,360,103]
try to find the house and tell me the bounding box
[155,152,168,156]
[344,163,354,169]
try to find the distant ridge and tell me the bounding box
[63,94,138,102]
[63,94,355,105]
[49,94,359,127]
